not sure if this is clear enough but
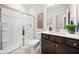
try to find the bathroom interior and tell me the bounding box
[0,4,79,54]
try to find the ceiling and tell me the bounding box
[21,4,35,10]
[21,4,47,10]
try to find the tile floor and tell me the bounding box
[10,46,41,54]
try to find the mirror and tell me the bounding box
[46,4,78,30]
[56,14,66,29]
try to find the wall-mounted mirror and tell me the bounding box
[46,4,78,30]
[56,14,66,29]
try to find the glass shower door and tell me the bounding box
[23,15,34,45]
[1,8,23,53]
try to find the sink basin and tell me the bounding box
[49,31,67,35]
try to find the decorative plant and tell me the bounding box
[66,20,76,34]
[66,24,76,30]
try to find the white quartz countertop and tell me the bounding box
[42,31,79,40]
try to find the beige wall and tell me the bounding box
[28,5,47,32]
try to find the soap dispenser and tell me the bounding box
[49,26,52,31]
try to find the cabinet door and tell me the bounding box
[64,38,79,49]
[49,35,63,43]
[56,43,65,54]
[64,45,79,54]
[56,43,79,54]
[41,38,56,54]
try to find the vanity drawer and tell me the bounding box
[41,33,49,39]
[64,38,79,49]
[49,35,63,43]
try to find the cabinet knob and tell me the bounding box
[56,45,58,47]
[73,43,77,46]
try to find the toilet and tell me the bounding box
[29,39,40,53]
[28,32,41,53]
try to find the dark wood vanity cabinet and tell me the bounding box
[41,38,56,54]
[55,43,65,54]
[41,33,79,54]
[63,44,79,54]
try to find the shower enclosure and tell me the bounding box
[0,5,34,54]
[22,14,34,46]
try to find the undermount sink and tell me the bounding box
[49,30,67,35]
